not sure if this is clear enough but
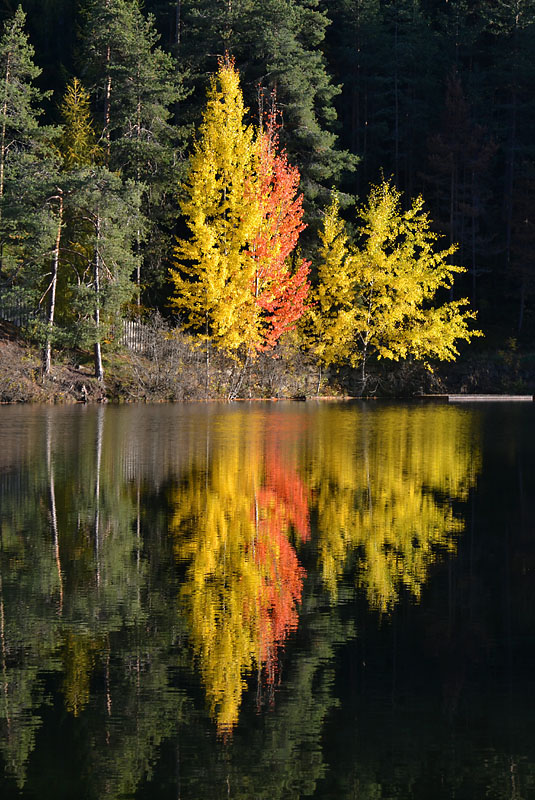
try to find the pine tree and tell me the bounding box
[66,169,142,380]
[82,0,185,303]
[325,0,383,195]
[480,0,535,275]
[0,6,51,277]
[40,78,102,375]
[424,72,496,303]
[177,0,356,213]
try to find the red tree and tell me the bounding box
[250,117,311,351]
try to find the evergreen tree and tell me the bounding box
[0,6,53,281]
[424,71,496,303]
[82,0,185,303]
[66,168,142,380]
[39,78,101,374]
[480,0,535,276]
[325,0,383,196]
[178,0,356,213]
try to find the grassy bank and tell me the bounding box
[1,320,534,403]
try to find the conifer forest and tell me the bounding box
[0,0,534,399]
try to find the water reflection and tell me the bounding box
[306,405,481,609]
[171,413,309,733]
[0,401,511,799]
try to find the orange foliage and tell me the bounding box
[249,115,311,350]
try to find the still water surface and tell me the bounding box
[0,401,534,798]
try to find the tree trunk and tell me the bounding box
[104,44,112,162]
[393,13,400,184]
[46,413,63,612]
[0,49,10,213]
[44,191,63,375]
[0,48,11,274]
[175,0,181,47]
[504,19,519,273]
[94,214,104,382]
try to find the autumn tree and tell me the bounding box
[58,78,100,169]
[308,195,357,374]
[170,58,260,357]
[250,117,310,351]
[312,180,482,387]
[170,60,310,363]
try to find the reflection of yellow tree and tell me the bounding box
[62,631,101,717]
[305,406,480,611]
[171,413,309,734]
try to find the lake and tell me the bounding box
[0,401,534,799]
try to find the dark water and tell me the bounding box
[0,401,534,799]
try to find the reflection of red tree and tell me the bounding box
[249,437,310,701]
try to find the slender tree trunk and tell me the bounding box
[46,413,63,612]
[44,191,63,374]
[0,50,10,211]
[136,64,142,307]
[95,407,103,588]
[104,44,112,162]
[228,349,250,400]
[0,49,11,274]
[361,344,368,394]
[316,363,322,396]
[471,171,477,304]
[94,214,104,382]
[504,19,519,273]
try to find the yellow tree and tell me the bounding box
[58,78,100,169]
[308,195,359,374]
[169,58,261,356]
[313,180,482,388]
